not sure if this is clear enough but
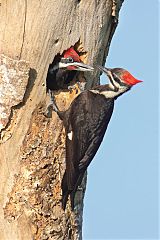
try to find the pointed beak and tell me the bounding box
[97,65,110,74]
[67,62,94,71]
[97,65,118,89]
[97,65,112,77]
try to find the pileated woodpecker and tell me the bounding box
[46,47,94,91]
[53,66,142,210]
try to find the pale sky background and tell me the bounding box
[83,1,159,239]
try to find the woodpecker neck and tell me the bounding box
[102,85,130,99]
[90,83,130,99]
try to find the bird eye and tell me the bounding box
[67,57,74,63]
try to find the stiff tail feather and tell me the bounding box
[70,191,76,211]
[61,171,85,211]
[61,171,76,211]
[61,171,68,210]
[62,191,69,210]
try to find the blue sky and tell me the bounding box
[83,1,159,239]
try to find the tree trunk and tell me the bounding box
[0,0,123,239]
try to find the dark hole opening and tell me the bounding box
[46,49,80,92]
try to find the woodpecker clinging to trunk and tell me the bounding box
[46,47,94,91]
[53,66,142,210]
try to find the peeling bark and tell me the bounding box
[0,0,124,239]
[0,55,29,133]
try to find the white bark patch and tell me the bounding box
[67,131,73,141]
[0,54,29,132]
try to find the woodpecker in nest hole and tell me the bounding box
[45,47,94,116]
[46,47,94,91]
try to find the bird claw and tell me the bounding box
[68,82,86,94]
[68,85,78,93]
[77,82,86,92]
[52,101,59,113]
[43,103,53,118]
[44,90,59,118]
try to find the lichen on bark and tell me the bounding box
[0,54,29,133]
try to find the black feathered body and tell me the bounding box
[60,90,114,210]
[46,67,77,91]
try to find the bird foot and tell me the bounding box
[68,85,78,94]
[44,90,59,118]
[77,82,86,92]
[68,82,86,94]
[43,103,53,118]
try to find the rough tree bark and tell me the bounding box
[0,1,124,239]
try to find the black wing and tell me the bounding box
[65,91,114,191]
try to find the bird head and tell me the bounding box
[98,66,142,91]
[58,47,94,71]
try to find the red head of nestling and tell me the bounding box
[61,47,94,72]
[63,47,80,62]
[63,47,80,70]
[49,47,94,75]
